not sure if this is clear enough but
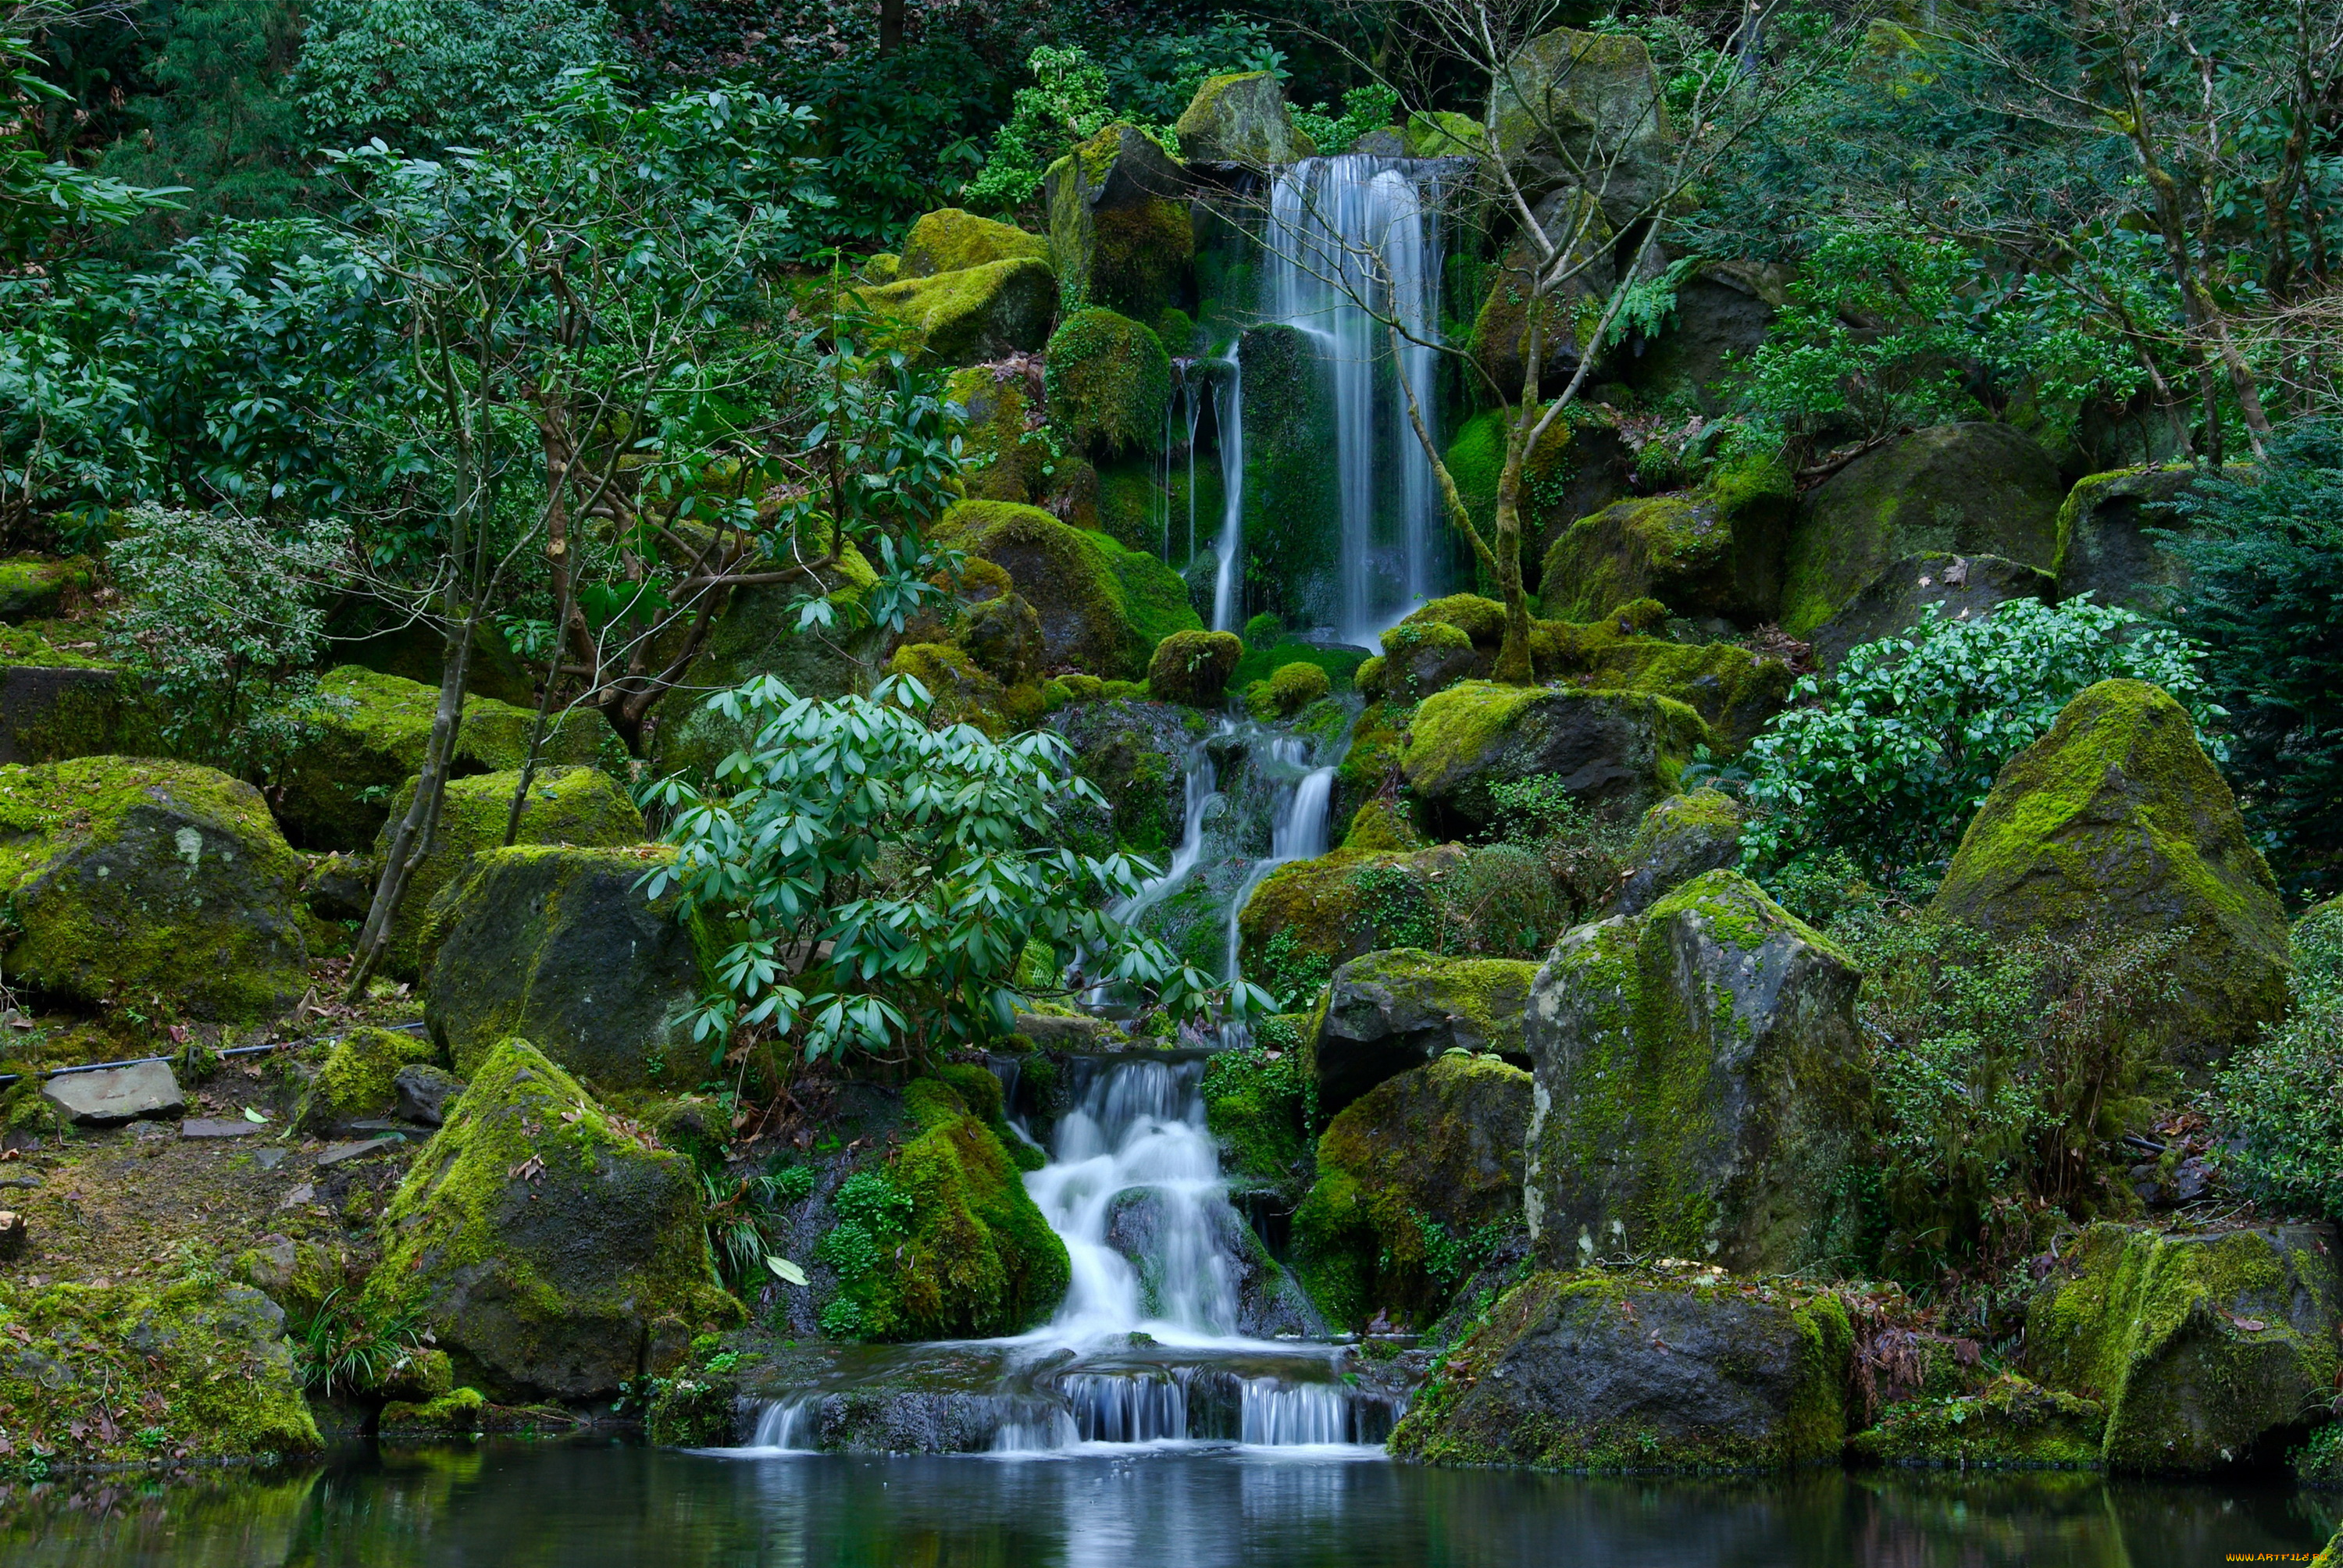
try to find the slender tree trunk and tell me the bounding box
[878,0,904,55]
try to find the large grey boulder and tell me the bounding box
[1489,28,1674,224]
[423,846,711,1092]
[1524,869,1869,1273]
[1314,947,1536,1117]
[41,1060,184,1126]
[2052,465,2202,614]
[2025,1222,2341,1474]
[1400,679,1708,836]
[1173,71,1312,166]
[1046,123,1192,323]
[1929,679,2289,1071]
[1781,423,2066,638]
[1807,551,2055,672]
[1389,1266,1853,1469]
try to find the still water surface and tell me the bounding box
[2,1439,2334,1567]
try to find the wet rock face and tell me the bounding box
[1048,697,1200,861]
[424,845,709,1092]
[1806,551,2056,672]
[1929,679,2289,1071]
[2024,1222,2342,1474]
[365,1039,740,1402]
[1389,1267,1853,1470]
[1314,948,1537,1117]
[1525,870,1870,1275]
[1100,1187,1322,1339]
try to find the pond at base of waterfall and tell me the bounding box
[7,1438,2334,1567]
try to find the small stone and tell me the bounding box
[0,1210,24,1259]
[277,1182,316,1210]
[393,1063,465,1128]
[181,1117,264,1139]
[253,1147,287,1170]
[41,1060,185,1126]
[317,1136,400,1168]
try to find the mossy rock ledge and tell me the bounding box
[2024,1222,2341,1474]
[0,755,307,1021]
[895,208,1051,280]
[365,1038,741,1402]
[276,665,615,852]
[1536,458,1794,625]
[1293,1053,1532,1331]
[1928,678,2289,1072]
[423,845,713,1093]
[1523,869,1870,1275]
[935,500,1200,682]
[1849,1375,2107,1469]
[1314,946,1537,1116]
[1401,679,1707,836]
[1389,1265,1853,1470]
[370,764,647,981]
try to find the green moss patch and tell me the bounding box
[852,257,1058,366]
[936,500,1200,680]
[897,208,1051,280]
[1044,310,1172,461]
[1850,1376,2106,1469]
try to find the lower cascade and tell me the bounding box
[740,1052,1403,1454]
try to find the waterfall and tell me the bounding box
[1209,346,1245,633]
[1261,155,1451,643]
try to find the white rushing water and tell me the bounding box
[1207,344,1245,633]
[1261,154,1452,645]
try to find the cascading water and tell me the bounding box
[1262,154,1453,644]
[1207,345,1245,633]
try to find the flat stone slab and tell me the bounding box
[317,1136,401,1168]
[180,1118,264,1139]
[41,1061,184,1126]
[253,1147,287,1170]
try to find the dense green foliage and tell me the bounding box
[2159,425,2343,897]
[2213,906,2343,1222]
[1737,598,2216,878]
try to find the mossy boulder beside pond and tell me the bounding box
[2024,1222,2341,1474]
[0,1277,320,1469]
[1525,870,1870,1275]
[936,500,1200,681]
[1389,1266,1853,1470]
[1293,1053,1532,1331]
[276,665,615,852]
[1401,679,1707,836]
[1929,679,2289,1072]
[424,846,713,1093]
[1780,422,2066,638]
[1314,947,1537,1117]
[895,208,1051,280]
[370,765,647,981]
[365,1038,740,1402]
[1849,1376,2107,1469]
[852,257,1058,366]
[0,756,306,1020]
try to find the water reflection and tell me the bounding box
[0,1441,2333,1568]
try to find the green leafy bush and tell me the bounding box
[1290,83,1399,154]
[105,504,348,782]
[963,45,1115,212]
[291,0,620,151]
[2212,904,2343,1221]
[2159,423,2343,899]
[1739,597,2216,878]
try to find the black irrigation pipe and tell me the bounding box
[0,1019,430,1090]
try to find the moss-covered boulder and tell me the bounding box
[2051,464,2202,614]
[1378,618,1484,703]
[1173,70,1313,166]
[1200,1040,1312,1203]
[1261,660,1331,717]
[1780,422,2066,638]
[1607,787,1742,918]
[424,846,713,1092]
[815,1078,1071,1340]
[1489,28,1675,223]
[276,665,615,851]
[947,365,1048,504]
[1293,1053,1532,1329]
[297,1025,440,1132]
[896,208,1051,280]
[0,554,90,622]
[1237,323,1342,627]
[0,1277,320,1467]
[2024,1222,2341,1474]
[1525,870,1869,1274]
[1807,551,2055,672]
[1471,188,1614,399]
[371,764,646,981]
[1539,625,1792,756]
[1046,309,1172,461]
[884,641,1033,737]
[0,663,158,765]
[0,756,306,1020]
[1236,846,1467,1000]
[1045,123,1193,322]
[1147,628,1240,707]
[1047,697,1202,859]
[1446,408,1631,576]
[366,1038,740,1401]
[1930,679,2289,1071]
[1849,1375,2106,1469]
[1401,679,1707,835]
[936,500,1200,680]
[1537,458,1795,625]
[958,591,1047,686]
[1314,947,1537,1116]
[1406,109,1487,157]
[323,605,537,706]
[1390,1266,1853,1470]
[1617,265,1781,418]
[852,257,1057,367]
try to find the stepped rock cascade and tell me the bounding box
[1262,154,1454,643]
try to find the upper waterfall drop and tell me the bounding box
[1261,153,1453,645]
